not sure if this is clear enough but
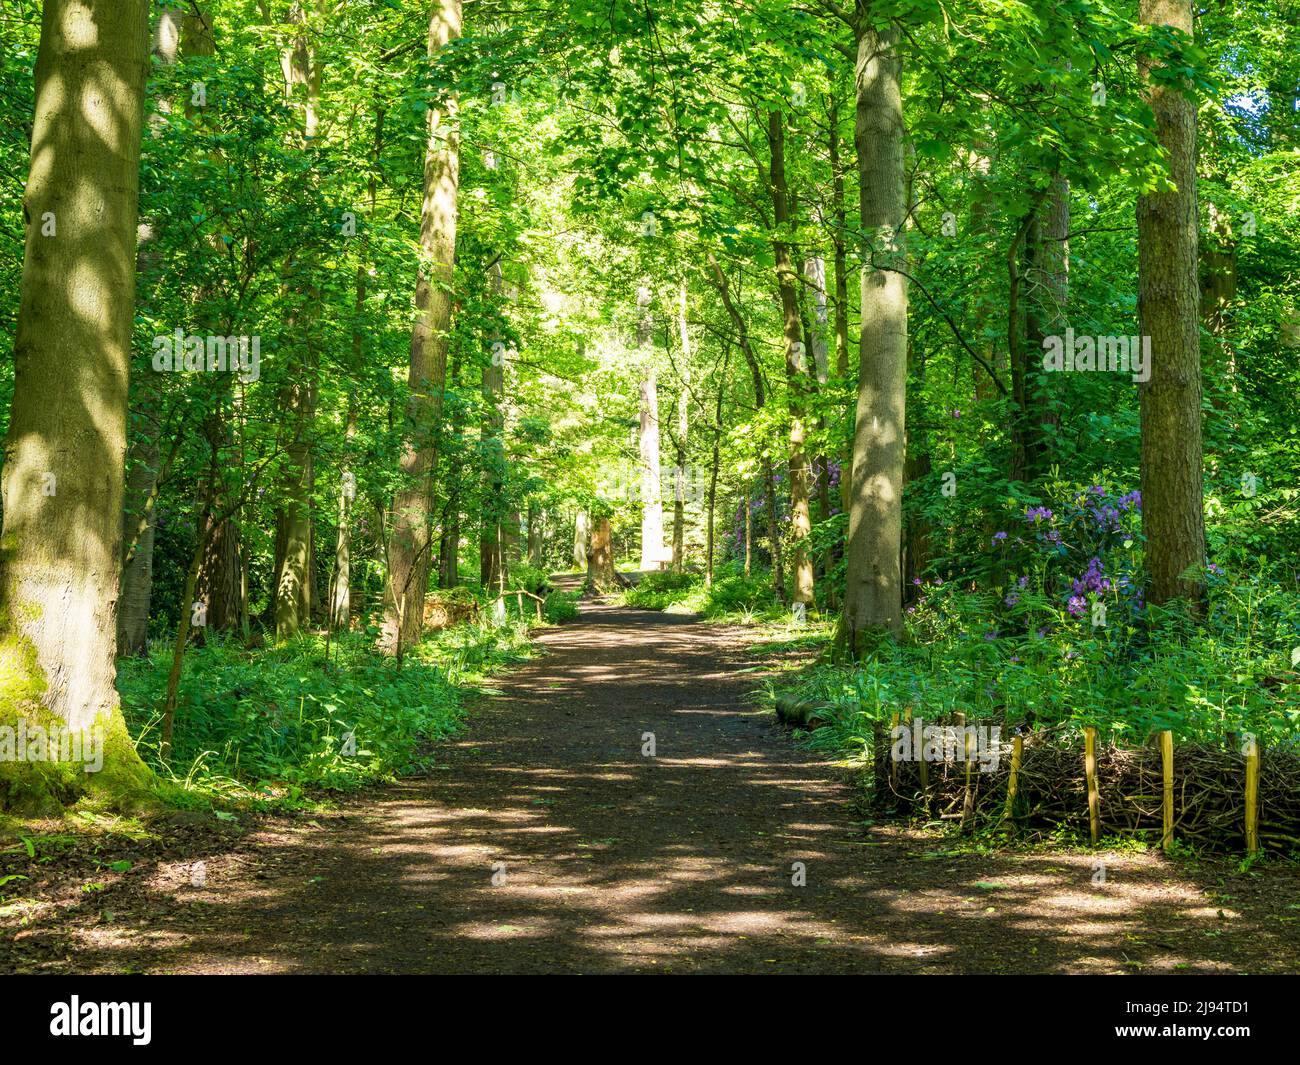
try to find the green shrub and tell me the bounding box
[544,590,580,622]
[117,621,534,806]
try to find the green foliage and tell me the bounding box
[543,590,581,623]
[621,564,784,619]
[780,560,1299,760]
[116,623,533,806]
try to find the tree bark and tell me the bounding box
[573,510,589,569]
[1138,0,1206,606]
[672,281,690,571]
[527,499,543,567]
[584,516,624,593]
[837,18,908,653]
[116,6,193,657]
[637,285,664,570]
[273,2,322,640]
[768,111,815,607]
[705,253,786,601]
[0,0,152,802]
[828,93,852,515]
[480,260,506,592]
[385,0,461,648]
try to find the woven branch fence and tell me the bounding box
[775,696,1296,855]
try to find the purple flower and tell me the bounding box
[1067,596,1087,617]
[992,531,1007,544]
[1025,506,1054,524]
[1071,556,1110,596]
[1208,562,1223,575]
[1018,575,1029,589]
[1005,592,1020,607]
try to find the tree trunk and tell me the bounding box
[116,6,193,657]
[838,19,908,654]
[527,500,543,568]
[828,93,852,515]
[1201,200,1238,397]
[117,409,161,656]
[273,3,322,641]
[274,383,314,640]
[637,286,664,570]
[672,281,690,571]
[1021,173,1069,476]
[386,0,461,649]
[584,516,623,593]
[706,341,730,588]
[0,0,152,806]
[769,111,816,608]
[573,510,589,569]
[333,404,356,628]
[705,253,786,601]
[480,260,506,592]
[1138,0,1206,606]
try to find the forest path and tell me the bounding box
[21,597,1300,974]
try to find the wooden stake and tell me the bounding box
[917,715,929,800]
[889,711,900,793]
[1001,733,1023,830]
[1160,730,1174,852]
[1085,726,1100,846]
[872,718,885,806]
[1244,733,1260,856]
[957,712,973,833]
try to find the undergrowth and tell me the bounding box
[115,613,547,811]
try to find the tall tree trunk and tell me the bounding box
[273,2,322,640]
[527,500,543,567]
[336,106,382,627]
[637,285,664,570]
[769,111,816,608]
[1036,173,1069,379]
[967,140,1002,402]
[439,493,461,587]
[838,19,908,654]
[385,0,461,649]
[672,281,690,571]
[117,6,193,657]
[705,253,786,601]
[1201,200,1238,397]
[828,93,852,515]
[0,0,152,805]
[274,386,314,639]
[1138,0,1206,606]
[186,6,244,637]
[1021,172,1069,476]
[333,403,356,627]
[705,339,730,588]
[572,510,589,570]
[480,260,506,592]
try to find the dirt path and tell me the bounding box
[6,599,1299,974]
